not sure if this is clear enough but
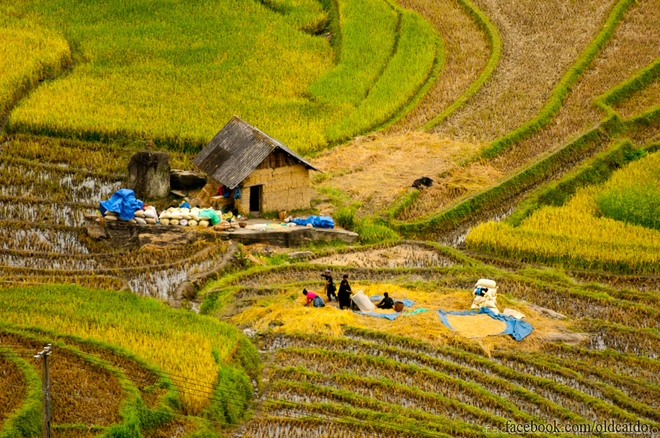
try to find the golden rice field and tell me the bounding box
[0,285,243,413]
[466,151,660,274]
[2,0,438,154]
[0,25,70,114]
[201,245,660,437]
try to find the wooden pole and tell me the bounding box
[34,344,52,438]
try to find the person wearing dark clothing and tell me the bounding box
[338,274,352,310]
[321,269,337,302]
[376,292,394,309]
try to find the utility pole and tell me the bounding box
[34,344,52,438]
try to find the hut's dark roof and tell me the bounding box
[193,116,320,189]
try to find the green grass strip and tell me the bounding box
[326,8,441,141]
[0,347,41,438]
[477,0,635,160]
[423,0,502,130]
[308,0,398,107]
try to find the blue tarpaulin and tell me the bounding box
[357,311,400,321]
[437,308,533,341]
[370,295,415,307]
[99,189,144,221]
[291,216,335,229]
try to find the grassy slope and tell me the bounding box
[0,284,252,415]
[2,0,438,154]
[4,0,338,152]
[0,25,70,115]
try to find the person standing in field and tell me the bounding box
[303,288,325,307]
[338,274,353,310]
[321,269,337,302]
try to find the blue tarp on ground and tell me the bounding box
[437,308,533,341]
[357,311,400,321]
[291,216,335,229]
[99,189,144,221]
[370,295,415,307]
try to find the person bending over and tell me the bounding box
[376,292,394,309]
[303,288,325,307]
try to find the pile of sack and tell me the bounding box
[159,207,219,227]
[471,278,499,314]
[131,206,158,224]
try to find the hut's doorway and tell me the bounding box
[250,185,262,215]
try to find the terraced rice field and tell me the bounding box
[207,244,660,436]
[0,135,230,300]
[3,0,660,435]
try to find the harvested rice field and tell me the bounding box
[389,0,490,131]
[310,244,454,268]
[430,0,617,144]
[311,132,481,214]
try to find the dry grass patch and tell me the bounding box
[311,132,480,215]
[431,0,617,144]
[310,244,454,268]
[388,0,489,131]
[628,123,660,146]
[614,78,660,119]
[492,0,660,172]
[396,161,502,220]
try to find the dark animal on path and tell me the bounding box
[412,177,433,189]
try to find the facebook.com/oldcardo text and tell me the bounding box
[486,420,659,436]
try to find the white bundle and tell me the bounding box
[135,217,147,225]
[144,207,157,219]
[180,219,188,226]
[170,210,182,220]
[352,290,376,312]
[159,211,171,220]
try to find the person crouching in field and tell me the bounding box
[338,274,353,310]
[303,288,325,307]
[376,292,394,309]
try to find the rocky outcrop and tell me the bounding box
[127,151,170,199]
[170,169,207,191]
